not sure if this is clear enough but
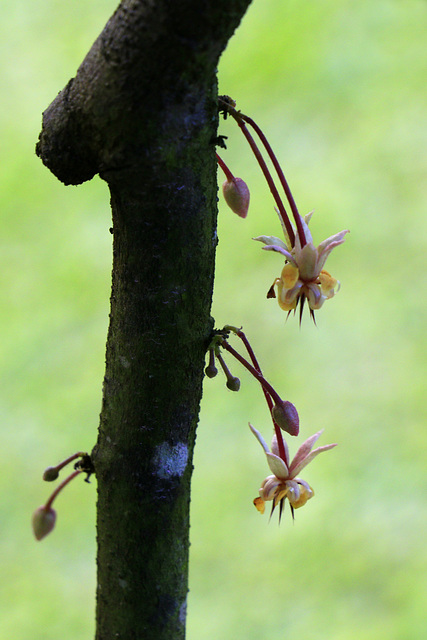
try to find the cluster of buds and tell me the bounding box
[217,96,349,323]
[32,452,93,541]
[206,326,299,435]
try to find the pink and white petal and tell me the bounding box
[296,242,318,280]
[266,452,290,479]
[260,476,281,501]
[253,235,288,249]
[296,478,314,496]
[287,479,300,502]
[262,244,297,266]
[289,430,324,475]
[304,211,314,226]
[306,283,325,310]
[249,423,270,454]
[316,230,349,272]
[289,480,313,508]
[291,443,337,477]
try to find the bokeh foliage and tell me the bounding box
[1,1,426,639]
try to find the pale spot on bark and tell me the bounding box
[153,443,189,479]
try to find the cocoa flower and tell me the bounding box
[254,212,348,318]
[250,423,336,519]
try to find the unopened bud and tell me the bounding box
[222,177,250,218]
[205,363,218,378]
[272,401,299,436]
[205,348,218,378]
[32,506,56,541]
[226,376,240,392]
[43,466,59,482]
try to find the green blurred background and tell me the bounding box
[1,1,426,638]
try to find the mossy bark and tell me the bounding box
[36,0,253,638]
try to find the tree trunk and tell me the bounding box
[36,0,253,638]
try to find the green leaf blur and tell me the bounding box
[1,1,426,639]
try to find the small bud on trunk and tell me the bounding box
[222,177,250,218]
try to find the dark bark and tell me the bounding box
[36,1,253,638]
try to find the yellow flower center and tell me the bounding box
[281,263,299,288]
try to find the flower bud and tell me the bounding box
[43,466,59,481]
[205,348,218,378]
[226,376,241,392]
[272,401,299,436]
[204,363,218,378]
[32,506,56,541]
[222,177,250,218]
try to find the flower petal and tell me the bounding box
[306,283,325,310]
[287,479,314,508]
[266,452,289,479]
[295,213,313,246]
[262,245,297,266]
[261,475,282,501]
[291,443,337,477]
[316,230,349,272]
[296,242,318,280]
[253,235,288,249]
[249,423,270,454]
[289,430,324,475]
[304,211,314,226]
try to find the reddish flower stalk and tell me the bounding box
[238,113,307,248]
[235,329,273,412]
[43,451,85,481]
[32,469,84,540]
[216,351,241,391]
[220,339,288,462]
[235,118,295,246]
[218,96,308,248]
[44,469,82,511]
[216,152,234,181]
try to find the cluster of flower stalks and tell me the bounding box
[32,453,94,540]
[217,95,349,324]
[211,97,348,520]
[206,326,336,521]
